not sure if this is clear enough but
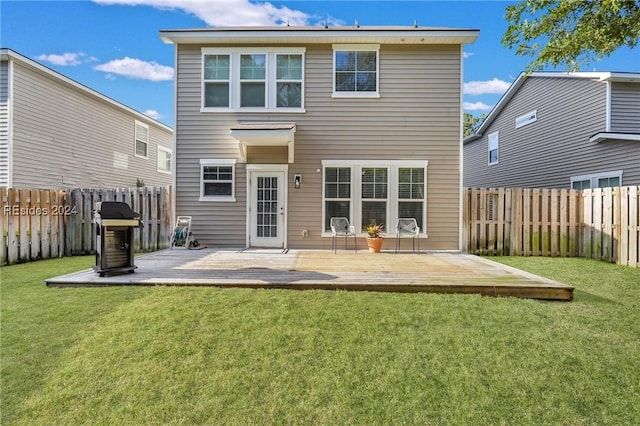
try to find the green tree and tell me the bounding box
[464,112,486,137]
[502,0,640,70]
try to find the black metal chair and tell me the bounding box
[395,218,420,253]
[330,217,358,253]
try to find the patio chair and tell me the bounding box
[330,217,357,253]
[395,218,420,253]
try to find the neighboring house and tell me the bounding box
[0,48,173,189]
[160,26,478,250]
[464,72,640,189]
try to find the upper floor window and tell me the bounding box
[157,146,172,174]
[204,54,230,108]
[202,48,305,112]
[332,44,380,98]
[276,54,303,108]
[488,131,499,165]
[515,110,537,128]
[240,54,266,107]
[134,121,149,159]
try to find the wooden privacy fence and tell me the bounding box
[1,186,172,265]
[463,186,640,267]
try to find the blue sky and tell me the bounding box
[2,0,639,127]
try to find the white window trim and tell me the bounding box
[199,158,237,202]
[570,170,623,189]
[332,44,381,98]
[488,131,499,165]
[157,146,172,174]
[515,110,537,128]
[201,47,306,113]
[134,120,149,159]
[321,160,428,237]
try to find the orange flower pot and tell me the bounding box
[366,237,384,253]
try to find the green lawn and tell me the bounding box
[1,256,639,425]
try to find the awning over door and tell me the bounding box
[230,122,296,163]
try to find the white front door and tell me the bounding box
[248,170,286,248]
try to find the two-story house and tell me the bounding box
[0,49,173,189]
[464,72,640,189]
[160,26,478,250]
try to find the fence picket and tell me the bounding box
[0,188,7,264]
[29,189,40,260]
[1,186,171,266]
[569,190,578,257]
[628,186,639,267]
[463,186,639,268]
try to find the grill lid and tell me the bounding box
[95,201,137,219]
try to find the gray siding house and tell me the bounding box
[160,26,478,250]
[464,72,640,189]
[0,49,173,189]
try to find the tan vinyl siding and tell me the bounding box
[463,76,640,188]
[0,61,9,187]
[175,43,462,249]
[610,82,640,133]
[8,58,172,189]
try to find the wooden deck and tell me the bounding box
[45,249,574,301]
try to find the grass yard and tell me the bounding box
[1,256,639,425]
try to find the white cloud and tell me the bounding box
[94,57,174,81]
[463,78,511,95]
[37,52,86,66]
[93,0,310,26]
[463,101,493,112]
[143,109,163,120]
[463,51,474,59]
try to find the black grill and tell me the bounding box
[93,201,141,276]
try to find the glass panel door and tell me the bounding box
[250,171,285,247]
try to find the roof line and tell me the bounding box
[464,71,640,144]
[0,48,173,133]
[159,26,479,45]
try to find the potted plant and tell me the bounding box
[364,223,384,253]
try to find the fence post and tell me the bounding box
[0,188,6,265]
[627,186,639,267]
[510,188,521,255]
[568,190,579,257]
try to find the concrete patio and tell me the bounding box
[45,248,574,300]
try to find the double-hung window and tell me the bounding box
[398,168,425,230]
[202,48,305,111]
[488,131,499,165]
[134,120,149,159]
[204,55,230,107]
[276,54,303,108]
[240,54,266,107]
[200,159,236,202]
[333,44,380,97]
[322,161,427,235]
[324,167,351,231]
[361,167,388,227]
[157,146,172,174]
